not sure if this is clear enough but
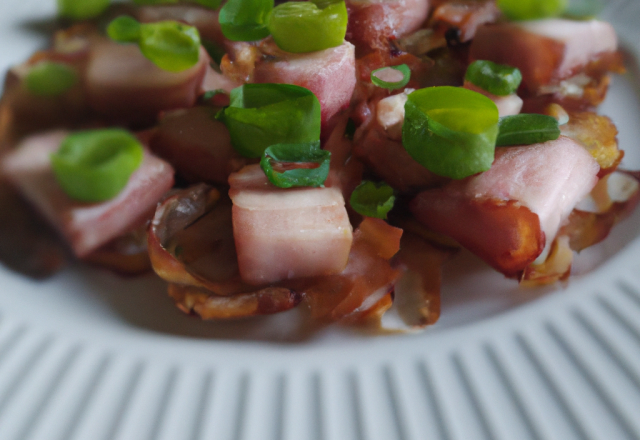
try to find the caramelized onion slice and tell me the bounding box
[169,283,302,319]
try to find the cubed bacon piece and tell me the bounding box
[229,164,353,285]
[85,39,208,123]
[150,107,247,185]
[345,0,430,51]
[256,40,356,125]
[1,131,175,258]
[411,136,600,277]
[431,0,501,43]
[470,19,620,95]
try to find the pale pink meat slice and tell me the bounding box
[252,40,357,125]
[470,19,618,93]
[85,39,208,122]
[228,164,353,285]
[411,136,600,275]
[2,131,175,258]
[346,0,430,50]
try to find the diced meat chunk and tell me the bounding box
[411,136,600,276]
[229,164,353,285]
[346,0,430,51]
[431,0,501,43]
[85,39,208,123]
[470,19,619,94]
[2,131,175,258]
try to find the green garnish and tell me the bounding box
[217,83,321,158]
[350,181,396,219]
[51,129,144,203]
[268,0,348,53]
[24,62,78,97]
[260,142,331,188]
[402,86,500,180]
[370,64,411,90]
[219,0,274,41]
[57,0,110,20]
[564,0,603,19]
[496,114,561,146]
[132,0,222,8]
[497,0,568,20]
[465,60,522,96]
[108,16,201,72]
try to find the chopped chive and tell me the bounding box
[402,87,499,180]
[219,0,273,41]
[57,0,110,20]
[497,0,568,20]
[496,114,561,146]
[465,60,522,96]
[350,181,396,219]
[25,62,78,97]
[107,15,141,43]
[268,0,348,53]
[217,83,321,158]
[51,129,144,203]
[371,64,411,91]
[260,141,331,188]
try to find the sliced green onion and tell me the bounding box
[107,16,141,43]
[371,64,411,90]
[350,181,396,219]
[217,83,321,158]
[57,0,110,20]
[268,0,348,53]
[134,0,223,8]
[496,114,561,146]
[465,60,522,96]
[219,0,273,41]
[564,0,603,19]
[402,86,500,180]
[260,141,330,188]
[51,129,144,203]
[139,21,201,72]
[25,62,78,97]
[497,0,568,20]
[108,17,201,72]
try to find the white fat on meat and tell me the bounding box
[464,82,523,117]
[229,164,353,285]
[466,136,600,260]
[376,88,414,140]
[1,131,175,258]
[516,19,617,79]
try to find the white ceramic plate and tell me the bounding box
[1,1,640,439]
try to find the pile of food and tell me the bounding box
[0,0,637,331]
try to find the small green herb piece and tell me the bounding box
[25,62,78,97]
[268,0,348,53]
[260,141,331,188]
[465,60,522,96]
[108,16,201,72]
[350,181,396,219]
[371,64,411,90]
[496,114,561,146]
[497,0,568,20]
[51,129,144,203]
[402,86,500,180]
[107,15,141,43]
[57,0,110,20]
[217,83,321,158]
[133,0,222,8]
[219,0,274,41]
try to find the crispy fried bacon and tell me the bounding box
[411,137,600,277]
[430,0,501,43]
[345,0,430,52]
